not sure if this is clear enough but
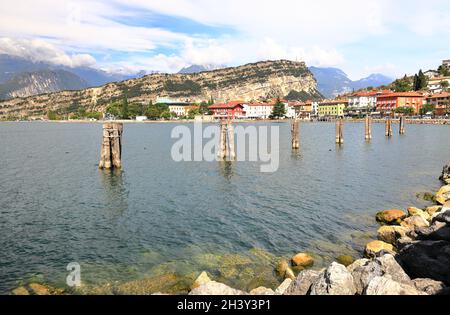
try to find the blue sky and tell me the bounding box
[0,0,449,80]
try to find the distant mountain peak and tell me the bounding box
[178,64,226,74]
[309,66,393,98]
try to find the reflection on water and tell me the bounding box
[218,161,234,180]
[0,122,449,293]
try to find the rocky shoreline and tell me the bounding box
[190,162,450,295]
[10,163,450,296]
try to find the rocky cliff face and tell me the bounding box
[0,70,88,100]
[0,60,322,119]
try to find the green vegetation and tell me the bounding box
[419,104,436,116]
[270,98,286,119]
[393,106,414,115]
[440,80,449,90]
[438,65,450,76]
[391,75,413,92]
[285,90,323,101]
[164,80,201,95]
[413,70,428,91]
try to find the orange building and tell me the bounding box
[426,92,450,116]
[376,92,424,114]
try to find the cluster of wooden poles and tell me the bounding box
[334,115,406,146]
[97,116,408,169]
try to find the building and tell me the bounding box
[443,59,450,69]
[310,101,319,116]
[347,90,391,116]
[289,101,312,119]
[318,100,346,118]
[376,92,424,114]
[426,92,450,116]
[427,76,450,94]
[424,70,439,79]
[155,97,194,117]
[209,101,246,119]
[243,102,273,119]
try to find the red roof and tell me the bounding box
[377,92,424,98]
[426,92,450,99]
[353,90,392,97]
[209,100,245,109]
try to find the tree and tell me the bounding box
[270,98,286,119]
[418,70,427,90]
[121,97,129,119]
[392,75,413,92]
[438,65,450,77]
[393,106,414,115]
[440,80,449,90]
[419,104,435,116]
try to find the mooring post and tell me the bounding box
[385,118,393,137]
[218,119,235,160]
[399,116,406,135]
[99,122,123,169]
[291,118,300,150]
[365,115,372,141]
[335,118,344,145]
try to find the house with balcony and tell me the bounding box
[376,92,424,115]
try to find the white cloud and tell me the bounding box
[0,37,96,67]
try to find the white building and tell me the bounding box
[155,97,194,117]
[243,103,273,119]
[428,76,450,93]
[424,70,439,79]
[348,90,392,111]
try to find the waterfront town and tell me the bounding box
[128,59,450,122]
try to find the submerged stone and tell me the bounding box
[191,271,211,290]
[376,209,406,225]
[291,253,314,267]
[336,255,354,267]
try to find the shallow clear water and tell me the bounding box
[0,121,449,293]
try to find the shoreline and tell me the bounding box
[9,163,450,295]
[1,118,450,125]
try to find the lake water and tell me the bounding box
[0,121,449,294]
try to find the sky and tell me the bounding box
[0,0,449,80]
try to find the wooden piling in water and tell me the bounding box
[385,118,393,137]
[291,118,300,150]
[365,115,372,141]
[335,118,344,145]
[399,116,406,135]
[99,122,123,169]
[218,119,235,160]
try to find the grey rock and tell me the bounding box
[432,209,450,224]
[189,281,247,295]
[415,221,450,242]
[398,240,450,286]
[275,279,292,295]
[364,275,423,295]
[412,278,446,295]
[310,262,356,295]
[284,270,321,295]
[349,254,411,295]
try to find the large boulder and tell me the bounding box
[432,209,450,224]
[364,240,395,258]
[349,254,411,295]
[435,185,450,205]
[407,207,430,221]
[189,281,246,295]
[412,278,446,295]
[310,262,356,295]
[397,240,450,286]
[377,225,408,244]
[364,275,423,295]
[426,205,442,217]
[415,221,450,242]
[276,259,296,280]
[284,270,321,295]
[376,209,406,225]
[291,253,314,267]
[401,215,430,229]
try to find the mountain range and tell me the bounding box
[309,67,393,98]
[0,60,323,118]
[0,54,142,100]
